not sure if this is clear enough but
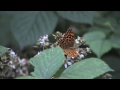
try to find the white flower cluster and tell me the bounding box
[9,50,17,58]
[64,61,72,68]
[9,50,27,69]
[38,35,48,46]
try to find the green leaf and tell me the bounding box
[83,31,106,44]
[86,16,120,49]
[0,12,20,49]
[15,76,36,79]
[94,16,118,29]
[109,29,120,48]
[87,26,111,35]
[59,58,114,79]
[0,45,9,57]
[11,11,58,49]
[0,15,12,46]
[90,40,112,58]
[57,11,95,25]
[0,11,22,16]
[109,11,120,19]
[29,47,65,79]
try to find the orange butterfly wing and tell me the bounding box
[57,29,78,57]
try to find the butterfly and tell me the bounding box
[57,28,78,57]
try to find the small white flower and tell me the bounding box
[9,61,13,64]
[18,58,26,65]
[43,35,48,40]
[64,64,68,68]
[86,47,91,52]
[37,51,42,55]
[10,50,17,57]
[38,35,48,46]
[75,39,79,44]
[64,61,72,68]
[77,36,81,40]
[10,65,16,69]
[10,50,15,55]
[35,51,42,57]
[79,54,84,59]
[39,40,45,45]
[38,38,42,42]
[67,61,72,65]
[40,40,45,44]
[71,56,75,59]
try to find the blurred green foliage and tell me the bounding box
[0,11,94,49]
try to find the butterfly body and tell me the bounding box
[57,29,78,57]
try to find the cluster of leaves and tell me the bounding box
[2,35,114,79]
[8,46,112,79]
[0,33,113,79]
[0,11,94,49]
[1,11,119,57]
[15,48,114,79]
[83,15,120,58]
